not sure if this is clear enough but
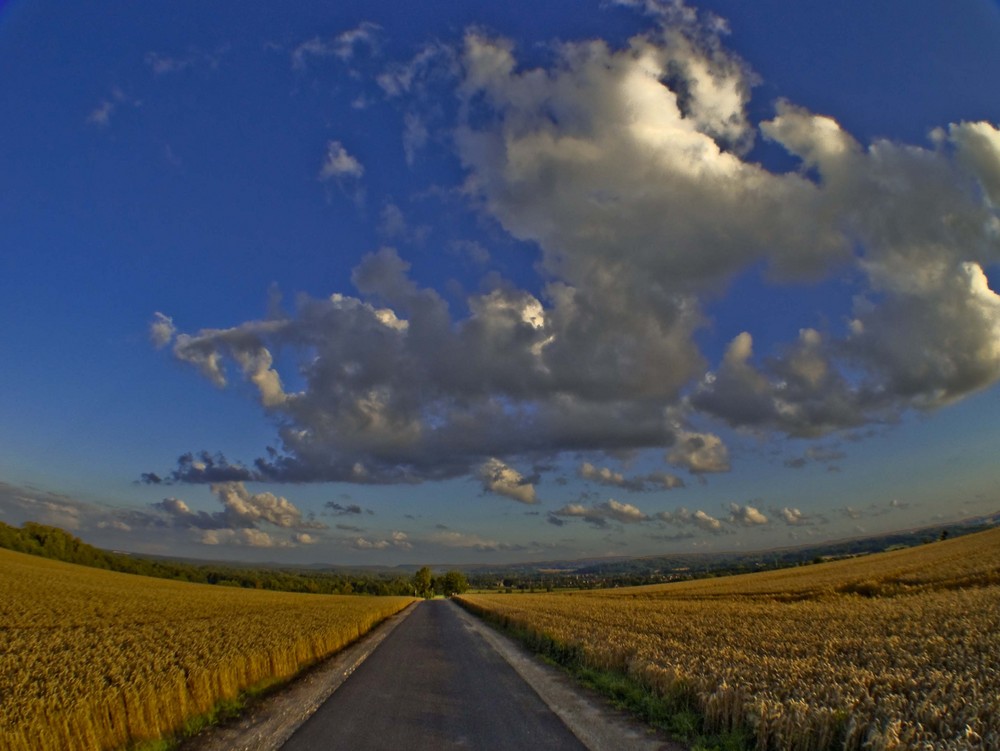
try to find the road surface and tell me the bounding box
[280,599,590,750]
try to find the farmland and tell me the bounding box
[460,528,1000,750]
[0,548,415,751]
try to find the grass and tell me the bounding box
[458,528,1000,750]
[459,600,753,750]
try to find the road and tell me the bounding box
[280,599,590,751]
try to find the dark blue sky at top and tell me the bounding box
[2,0,1000,562]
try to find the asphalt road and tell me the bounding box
[280,599,590,751]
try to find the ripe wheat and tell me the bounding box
[0,549,414,751]
[461,528,1000,750]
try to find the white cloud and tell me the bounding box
[152,482,325,548]
[319,140,364,180]
[201,528,276,547]
[86,88,138,128]
[349,530,410,551]
[479,458,537,504]
[655,506,725,534]
[153,6,1000,498]
[778,507,810,526]
[579,462,684,492]
[149,312,176,349]
[667,430,730,474]
[551,498,649,527]
[727,502,768,527]
[292,23,380,70]
[428,530,504,550]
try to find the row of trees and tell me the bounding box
[411,566,469,597]
[0,521,464,597]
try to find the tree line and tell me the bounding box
[0,520,466,597]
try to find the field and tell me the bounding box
[460,528,1000,750]
[0,549,415,751]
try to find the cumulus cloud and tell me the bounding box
[655,506,726,534]
[0,481,168,539]
[667,430,730,474]
[726,502,768,527]
[775,507,822,527]
[579,462,684,492]
[152,4,1000,498]
[349,530,411,551]
[550,499,650,527]
[319,140,365,180]
[478,458,538,504]
[201,528,277,547]
[152,482,325,547]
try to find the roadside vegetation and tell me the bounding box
[0,548,415,751]
[459,528,1000,750]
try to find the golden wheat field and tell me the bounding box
[460,527,1000,751]
[0,549,415,751]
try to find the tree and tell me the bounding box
[412,566,433,598]
[440,570,469,595]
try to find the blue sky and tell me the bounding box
[2,0,1000,564]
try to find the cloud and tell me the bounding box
[726,502,769,527]
[292,23,381,69]
[550,499,650,527]
[578,462,685,492]
[0,481,168,538]
[427,530,516,552]
[145,51,195,75]
[145,451,256,485]
[478,458,538,504]
[319,140,364,180]
[201,528,277,547]
[87,87,138,128]
[774,507,826,527]
[655,506,726,534]
[783,445,846,470]
[349,530,411,551]
[667,430,730,474]
[152,482,325,547]
[377,42,456,98]
[144,45,229,74]
[150,312,176,349]
[326,501,372,516]
[152,5,1000,498]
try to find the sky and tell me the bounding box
[2,0,1000,565]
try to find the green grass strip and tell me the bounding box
[455,599,753,751]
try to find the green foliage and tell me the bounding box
[456,598,753,751]
[412,566,434,597]
[0,520,416,596]
[439,569,469,595]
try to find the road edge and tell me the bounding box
[179,601,421,751]
[449,600,685,751]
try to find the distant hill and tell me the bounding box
[0,520,415,595]
[457,512,1000,589]
[4,511,998,592]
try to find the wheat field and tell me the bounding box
[0,548,415,751]
[460,528,1000,750]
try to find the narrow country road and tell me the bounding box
[280,599,590,751]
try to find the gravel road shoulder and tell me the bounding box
[179,602,420,751]
[179,599,685,751]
